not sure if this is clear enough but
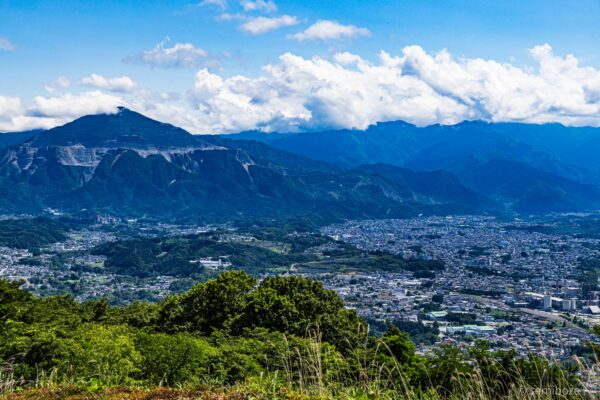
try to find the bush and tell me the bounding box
[56,323,141,386]
[135,332,217,386]
[0,275,588,398]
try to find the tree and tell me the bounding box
[235,275,364,350]
[57,323,141,386]
[235,287,300,334]
[112,301,160,328]
[425,345,472,396]
[431,293,444,304]
[0,320,62,380]
[382,325,416,365]
[0,279,33,322]
[163,271,256,334]
[135,332,217,386]
[254,275,344,330]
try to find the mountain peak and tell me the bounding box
[28,108,207,149]
[112,106,144,118]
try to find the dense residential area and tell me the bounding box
[322,216,600,359]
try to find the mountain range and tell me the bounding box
[232,121,600,214]
[0,108,498,221]
[0,108,598,221]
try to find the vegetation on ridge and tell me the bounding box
[0,272,596,399]
[89,229,445,280]
[0,218,68,249]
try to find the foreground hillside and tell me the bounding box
[0,273,596,399]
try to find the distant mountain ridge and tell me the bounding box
[229,120,600,214]
[0,109,499,221]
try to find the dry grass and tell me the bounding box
[2,387,253,400]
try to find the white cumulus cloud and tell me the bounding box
[44,77,71,93]
[2,44,600,133]
[288,20,371,41]
[28,91,123,119]
[1,91,123,131]
[81,74,137,92]
[217,12,246,21]
[240,0,277,12]
[0,36,15,51]
[134,39,211,68]
[240,15,299,34]
[0,96,22,116]
[0,96,24,131]
[199,0,228,10]
[185,44,600,133]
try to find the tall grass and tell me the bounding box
[1,327,598,399]
[0,367,18,394]
[248,326,598,400]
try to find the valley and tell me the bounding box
[1,212,599,363]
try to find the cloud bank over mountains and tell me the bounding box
[2,44,600,133]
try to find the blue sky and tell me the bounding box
[1,0,600,132]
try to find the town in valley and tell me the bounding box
[2,212,599,362]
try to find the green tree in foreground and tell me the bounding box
[0,273,591,398]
